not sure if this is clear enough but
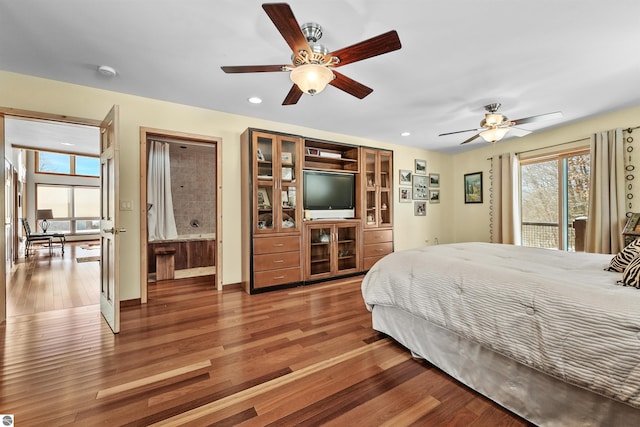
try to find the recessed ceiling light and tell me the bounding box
[401,131,411,137]
[61,142,75,146]
[247,96,263,104]
[97,65,117,77]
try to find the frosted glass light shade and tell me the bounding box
[290,64,334,95]
[480,127,510,143]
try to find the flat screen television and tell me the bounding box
[303,170,355,219]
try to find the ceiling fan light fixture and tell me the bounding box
[484,113,504,126]
[480,127,510,143]
[290,64,334,95]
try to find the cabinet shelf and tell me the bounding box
[311,258,330,263]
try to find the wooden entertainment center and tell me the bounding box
[240,128,393,293]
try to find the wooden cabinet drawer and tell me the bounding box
[363,229,393,245]
[254,266,302,288]
[363,255,386,271]
[254,251,300,272]
[364,242,393,258]
[254,236,300,254]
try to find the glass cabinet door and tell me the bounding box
[255,135,275,233]
[364,150,377,227]
[278,136,300,233]
[336,224,358,273]
[379,151,392,227]
[309,226,332,276]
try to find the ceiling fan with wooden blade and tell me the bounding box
[439,103,563,145]
[220,3,401,105]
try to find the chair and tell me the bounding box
[21,218,66,257]
[22,218,52,257]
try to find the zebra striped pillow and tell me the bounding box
[618,254,640,288]
[608,239,640,272]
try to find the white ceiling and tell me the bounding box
[2,0,640,154]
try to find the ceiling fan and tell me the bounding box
[221,3,401,105]
[439,103,563,145]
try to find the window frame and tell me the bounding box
[35,183,100,235]
[35,151,100,178]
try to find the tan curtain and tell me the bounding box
[490,153,521,244]
[585,128,625,253]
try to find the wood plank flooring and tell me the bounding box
[1,249,533,426]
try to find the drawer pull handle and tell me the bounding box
[273,275,285,279]
[376,248,384,252]
[273,260,284,263]
[273,243,285,247]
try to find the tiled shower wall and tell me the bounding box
[169,143,216,236]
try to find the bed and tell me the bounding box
[361,242,640,426]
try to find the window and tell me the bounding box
[36,184,100,234]
[36,152,99,177]
[520,149,590,251]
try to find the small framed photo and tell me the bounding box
[415,159,427,175]
[306,148,319,156]
[399,187,411,203]
[257,187,271,208]
[281,152,292,165]
[282,167,293,181]
[399,169,412,186]
[464,172,483,204]
[257,148,265,162]
[429,173,440,188]
[412,174,428,200]
[429,189,440,204]
[414,201,427,216]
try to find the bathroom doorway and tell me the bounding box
[140,128,222,302]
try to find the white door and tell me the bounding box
[100,105,123,333]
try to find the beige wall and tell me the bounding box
[451,105,640,243]
[1,70,454,300]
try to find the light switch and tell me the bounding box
[119,200,133,211]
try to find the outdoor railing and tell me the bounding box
[521,221,578,252]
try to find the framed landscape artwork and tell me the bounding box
[464,172,483,203]
[415,159,427,175]
[399,169,412,185]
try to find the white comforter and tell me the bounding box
[362,242,640,408]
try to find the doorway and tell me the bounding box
[2,111,102,320]
[140,128,222,303]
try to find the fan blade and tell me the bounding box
[461,134,481,145]
[329,71,373,99]
[439,128,484,137]
[511,111,562,126]
[508,127,532,137]
[283,84,303,105]
[328,30,401,67]
[262,3,312,57]
[221,65,287,73]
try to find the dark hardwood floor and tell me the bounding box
[1,247,533,426]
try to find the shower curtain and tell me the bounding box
[147,140,178,241]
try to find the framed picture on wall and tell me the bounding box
[429,173,440,188]
[414,201,427,216]
[399,187,411,203]
[414,159,427,175]
[429,189,440,204]
[464,172,483,203]
[412,174,428,200]
[399,169,412,185]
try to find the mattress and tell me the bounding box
[361,242,640,409]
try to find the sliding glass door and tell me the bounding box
[520,150,590,251]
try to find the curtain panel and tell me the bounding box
[585,128,625,254]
